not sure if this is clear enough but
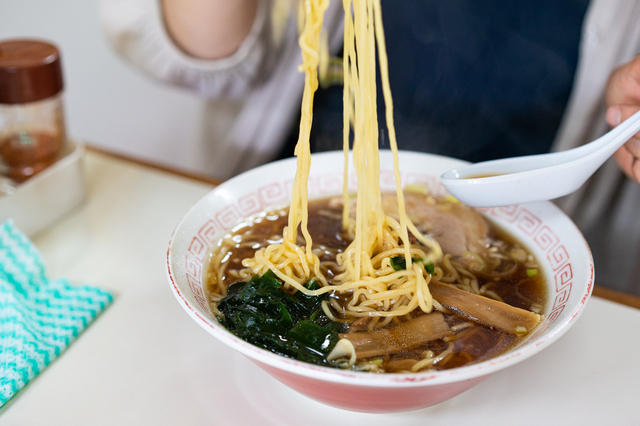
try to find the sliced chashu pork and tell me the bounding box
[381,192,489,257]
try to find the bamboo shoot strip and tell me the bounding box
[429,281,541,335]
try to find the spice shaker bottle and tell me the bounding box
[0,39,66,183]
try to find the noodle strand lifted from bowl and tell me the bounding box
[206,0,543,373]
[242,0,444,320]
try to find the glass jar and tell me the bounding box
[0,40,66,183]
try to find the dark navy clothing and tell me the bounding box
[283,0,590,162]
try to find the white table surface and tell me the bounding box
[1,151,639,425]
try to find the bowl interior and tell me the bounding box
[167,150,594,386]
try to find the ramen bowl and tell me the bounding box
[166,150,594,413]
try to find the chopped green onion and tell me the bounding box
[390,256,435,274]
[389,256,408,271]
[515,326,528,335]
[526,268,538,278]
[425,262,435,274]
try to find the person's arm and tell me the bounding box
[162,0,258,60]
[606,54,640,182]
[101,0,277,98]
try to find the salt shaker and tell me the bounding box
[0,39,66,183]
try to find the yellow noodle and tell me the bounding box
[235,0,444,321]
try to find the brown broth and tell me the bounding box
[465,173,507,179]
[206,196,547,373]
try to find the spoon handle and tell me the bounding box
[582,109,640,157]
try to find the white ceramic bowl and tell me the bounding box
[166,150,594,413]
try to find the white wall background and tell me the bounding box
[0,0,216,176]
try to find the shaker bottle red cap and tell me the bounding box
[0,39,64,104]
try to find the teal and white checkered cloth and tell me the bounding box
[0,221,113,407]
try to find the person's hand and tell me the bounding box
[607,54,640,183]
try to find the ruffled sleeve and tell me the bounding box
[100,0,278,98]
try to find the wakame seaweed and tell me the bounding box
[217,270,342,366]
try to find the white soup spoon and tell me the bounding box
[440,110,640,207]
